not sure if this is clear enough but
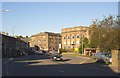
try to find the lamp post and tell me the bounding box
[80,30,85,54]
[82,35,84,54]
[1,9,16,37]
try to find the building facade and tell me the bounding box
[30,32,61,51]
[61,26,90,50]
[1,33,30,58]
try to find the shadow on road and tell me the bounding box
[25,62,119,76]
[4,61,119,76]
[2,55,119,77]
[12,54,52,61]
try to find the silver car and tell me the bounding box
[94,52,112,64]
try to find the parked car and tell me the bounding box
[51,54,63,61]
[94,52,112,64]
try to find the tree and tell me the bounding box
[89,15,120,52]
[16,35,23,39]
[79,37,90,54]
[83,37,90,48]
[26,35,29,38]
[89,24,99,48]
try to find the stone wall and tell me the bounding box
[112,50,120,72]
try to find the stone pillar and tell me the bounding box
[112,50,119,72]
[112,50,119,66]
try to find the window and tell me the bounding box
[76,41,79,44]
[71,41,75,44]
[68,42,70,44]
[76,35,80,38]
[43,36,45,38]
[64,36,66,39]
[64,42,66,44]
[72,36,74,38]
[73,41,75,44]
[68,36,70,39]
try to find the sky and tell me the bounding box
[1,2,118,37]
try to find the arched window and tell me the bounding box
[76,35,80,38]
[68,36,70,39]
[64,36,66,39]
[72,35,75,38]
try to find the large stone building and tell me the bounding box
[61,26,90,50]
[30,32,61,51]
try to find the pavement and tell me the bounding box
[85,56,119,74]
[108,65,119,73]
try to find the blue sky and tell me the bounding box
[2,2,118,37]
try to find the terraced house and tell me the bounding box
[1,32,30,58]
[30,32,61,51]
[61,26,90,51]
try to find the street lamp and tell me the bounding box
[1,9,16,36]
[80,30,85,54]
[81,35,84,54]
[0,10,14,12]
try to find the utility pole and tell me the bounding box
[80,29,85,54]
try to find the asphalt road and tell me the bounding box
[2,53,119,76]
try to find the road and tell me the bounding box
[2,53,119,76]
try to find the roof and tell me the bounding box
[31,32,61,37]
[62,26,89,30]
